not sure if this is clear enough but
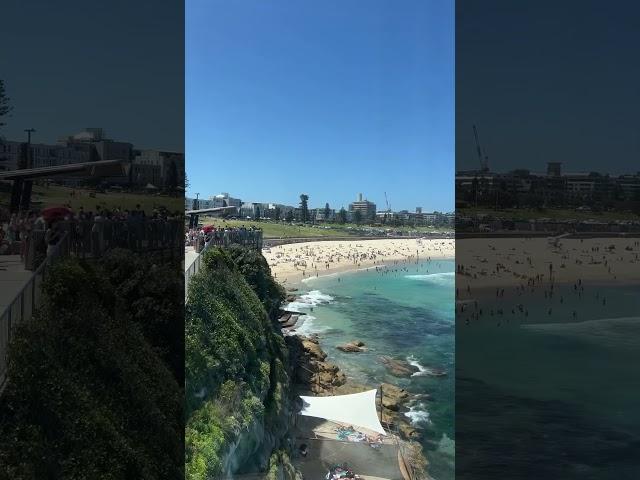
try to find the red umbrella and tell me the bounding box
[202,225,214,233]
[41,206,74,222]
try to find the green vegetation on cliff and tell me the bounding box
[0,250,184,479]
[185,246,293,479]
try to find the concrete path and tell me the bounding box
[0,256,33,313]
[185,246,198,271]
[293,437,402,480]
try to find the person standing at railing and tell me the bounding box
[0,226,10,255]
[24,212,45,269]
[45,222,62,256]
[91,208,106,257]
[9,213,19,243]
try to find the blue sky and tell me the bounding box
[187,0,454,212]
[456,0,640,175]
[0,0,183,152]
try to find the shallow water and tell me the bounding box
[290,258,455,479]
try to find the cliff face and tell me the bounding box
[185,246,297,479]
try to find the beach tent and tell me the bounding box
[299,389,386,435]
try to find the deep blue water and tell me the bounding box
[456,282,640,479]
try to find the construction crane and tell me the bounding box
[384,191,391,213]
[473,124,489,172]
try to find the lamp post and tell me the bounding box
[24,128,35,144]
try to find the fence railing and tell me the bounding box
[1,218,184,392]
[184,230,263,298]
[0,232,70,391]
[20,219,184,270]
[57,219,183,260]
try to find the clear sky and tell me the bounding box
[187,0,454,212]
[456,0,640,175]
[0,0,184,152]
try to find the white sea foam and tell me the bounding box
[293,315,330,335]
[407,355,446,377]
[286,290,334,312]
[437,433,455,458]
[285,290,334,334]
[407,355,428,377]
[405,271,455,286]
[404,403,431,426]
[523,316,640,349]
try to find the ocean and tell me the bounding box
[456,282,640,479]
[288,258,455,480]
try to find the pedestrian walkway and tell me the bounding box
[0,256,32,314]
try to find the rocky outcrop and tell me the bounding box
[380,382,410,411]
[336,340,367,353]
[287,335,346,394]
[379,356,420,377]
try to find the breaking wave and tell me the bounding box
[286,290,334,312]
[405,271,455,286]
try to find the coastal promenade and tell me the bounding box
[1,219,183,392]
[0,234,70,391]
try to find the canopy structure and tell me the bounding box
[299,389,386,435]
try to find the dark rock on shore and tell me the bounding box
[336,340,367,353]
[379,356,419,377]
[286,335,346,394]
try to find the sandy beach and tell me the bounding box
[457,237,640,295]
[264,238,455,286]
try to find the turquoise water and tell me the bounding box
[456,283,640,478]
[290,259,455,479]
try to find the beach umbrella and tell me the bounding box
[41,206,73,222]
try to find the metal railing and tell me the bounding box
[184,230,263,298]
[58,219,183,259]
[185,242,208,297]
[0,232,70,391]
[0,218,185,393]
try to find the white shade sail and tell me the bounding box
[299,389,386,435]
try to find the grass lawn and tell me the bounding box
[459,206,640,222]
[201,218,348,238]
[5,184,184,214]
[202,217,452,239]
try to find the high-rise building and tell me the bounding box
[349,193,377,219]
[547,162,562,177]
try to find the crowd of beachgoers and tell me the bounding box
[455,236,640,325]
[264,238,455,285]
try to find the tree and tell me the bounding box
[324,202,331,221]
[274,206,281,221]
[299,194,309,222]
[254,206,261,221]
[285,210,294,223]
[0,79,13,128]
[166,159,178,194]
[337,208,347,224]
[353,210,362,224]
